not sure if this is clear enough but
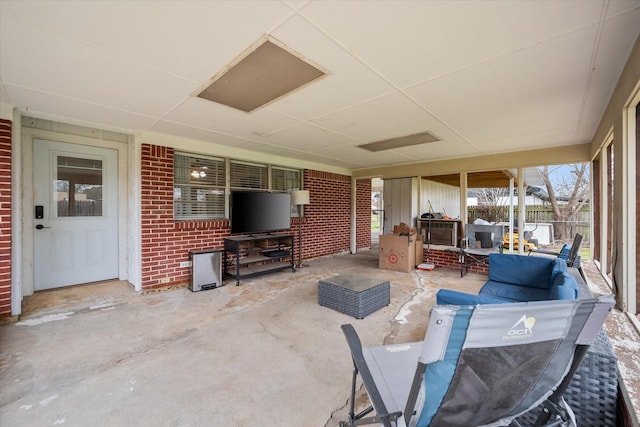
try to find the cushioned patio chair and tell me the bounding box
[339,295,614,427]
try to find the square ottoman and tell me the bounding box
[318,274,390,319]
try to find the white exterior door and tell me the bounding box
[33,139,119,290]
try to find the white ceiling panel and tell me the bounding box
[237,140,364,169]
[252,122,360,151]
[311,92,441,141]
[1,0,639,171]
[163,97,304,140]
[1,19,196,117]
[390,140,484,163]
[4,85,157,132]
[573,84,619,142]
[472,128,579,155]
[452,96,581,146]
[406,26,596,126]
[606,0,640,16]
[149,121,250,148]
[314,144,419,168]
[0,0,291,83]
[300,1,604,88]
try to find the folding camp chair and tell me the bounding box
[458,224,504,277]
[339,295,614,427]
[529,234,583,267]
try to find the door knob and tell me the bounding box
[35,224,51,230]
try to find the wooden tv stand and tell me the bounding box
[223,233,295,285]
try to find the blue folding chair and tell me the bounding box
[339,295,613,427]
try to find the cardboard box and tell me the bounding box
[392,222,417,236]
[379,233,417,272]
[415,235,424,265]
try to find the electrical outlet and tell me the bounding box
[160,277,170,284]
[180,261,192,268]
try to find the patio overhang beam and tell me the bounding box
[423,170,517,188]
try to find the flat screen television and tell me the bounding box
[230,191,291,234]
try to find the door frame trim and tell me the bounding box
[18,126,129,307]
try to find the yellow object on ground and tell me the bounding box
[503,232,538,251]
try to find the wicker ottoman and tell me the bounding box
[564,328,618,426]
[318,274,390,319]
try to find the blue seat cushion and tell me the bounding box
[550,258,568,281]
[549,272,578,300]
[436,289,509,305]
[488,254,563,289]
[479,281,550,302]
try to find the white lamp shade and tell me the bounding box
[291,190,310,205]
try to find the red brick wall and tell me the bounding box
[140,144,363,290]
[0,119,11,316]
[140,144,229,290]
[300,170,351,258]
[356,179,371,249]
[427,248,489,275]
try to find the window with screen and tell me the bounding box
[174,153,302,221]
[230,160,268,190]
[174,154,226,219]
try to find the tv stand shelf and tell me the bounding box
[223,233,295,285]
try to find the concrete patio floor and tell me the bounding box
[1,248,637,426]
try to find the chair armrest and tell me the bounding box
[341,324,400,427]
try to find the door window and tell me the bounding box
[55,155,103,217]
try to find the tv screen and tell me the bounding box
[231,192,291,234]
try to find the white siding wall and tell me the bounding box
[421,179,461,218]
[382,177,419,233]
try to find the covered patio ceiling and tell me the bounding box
[1,2,639,170]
